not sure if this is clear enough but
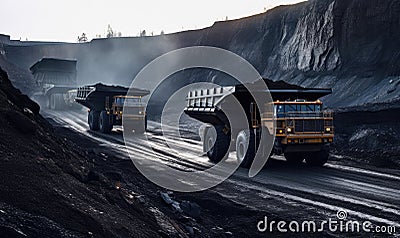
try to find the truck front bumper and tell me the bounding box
[280,134,334,145]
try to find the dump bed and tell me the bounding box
[30,58,77,88]
[238,79,332,101]
[185,79,332,110]
[185,86,235,111]
[75,83,149,111]
[184,79,332,124]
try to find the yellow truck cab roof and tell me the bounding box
[274,100,323,105]
[113,95,142,99]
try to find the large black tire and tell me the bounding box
[284,152,304,164]
[49,94,55,110]
[144,115,147,132]
[46,95,51,109]
[99,111,112,133]
[124,118,145,135]
[305,149,329,166]
[133,121,146,134]
[236,130,256,168]
[50,93,66,110]
[204,125,230,163]
[88,110,100,131]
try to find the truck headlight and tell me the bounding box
[325,127,331,132]
[287,128,292,133]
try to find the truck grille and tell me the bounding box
[294,119,324,133]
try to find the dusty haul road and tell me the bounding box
[43,109,400,237]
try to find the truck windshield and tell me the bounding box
[276,104,321,118]
[115,97,141,106]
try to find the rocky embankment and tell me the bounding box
[0,55,36,95]
[0,66,175,237]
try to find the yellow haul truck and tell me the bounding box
[184,79,334,167]
[75,83,149,134]
[30,58,78,110]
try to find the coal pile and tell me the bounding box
[332,100,400,168]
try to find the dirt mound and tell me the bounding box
[0,54,36,95]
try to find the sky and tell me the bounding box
[1,0,304,42]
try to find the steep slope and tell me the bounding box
[3,0,400,107]
[0,54,36,95]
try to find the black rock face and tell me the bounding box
[334,0,400,77]
[3,0,400,107]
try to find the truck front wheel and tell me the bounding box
[50,94,65,110]
[99,111,112,133]
[305,149,329,166]
[236,130,256,168]
[88,110,100,131]
[205,125,230,163]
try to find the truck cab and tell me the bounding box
[268,99,334,165]
[109,95,146,128]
